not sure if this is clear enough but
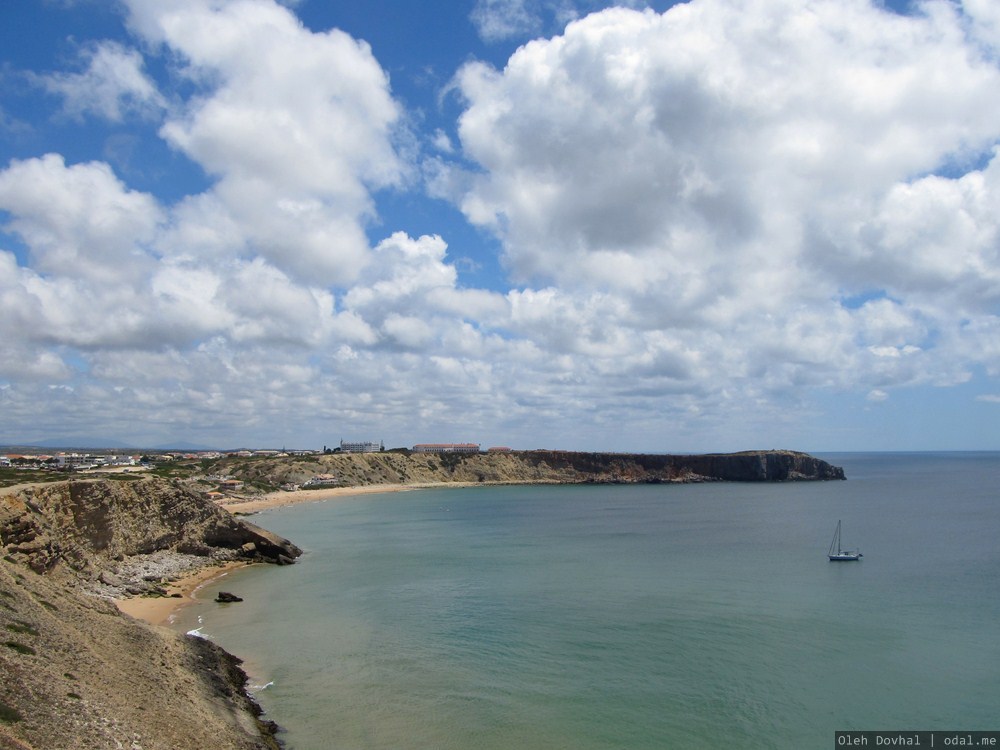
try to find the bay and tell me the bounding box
[175,453,1000,749]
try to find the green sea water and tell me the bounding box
[175,453,1000,749]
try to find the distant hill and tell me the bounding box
[151,441,217,452]
[1,438,133,451]
[0,439,218,452]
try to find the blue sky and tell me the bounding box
[1,0,999,452]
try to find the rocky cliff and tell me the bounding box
[0,478,302,580]
[219,448,845,490]
[0,478,300,749]
[0,556,280,750]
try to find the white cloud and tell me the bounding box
[470,0,543,42]
[124,0,407,286]
[0,154,162,284]
[447,0,1000,405]
[4,0,1000,450]
[40,41,166,122]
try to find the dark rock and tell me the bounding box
[215,591,243,603]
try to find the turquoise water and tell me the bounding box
[176,453,1000,749]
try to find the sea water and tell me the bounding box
[174,453,1000,749]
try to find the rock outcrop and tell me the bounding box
[0,478,302,580]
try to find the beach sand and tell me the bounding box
[217,481,488,514]
[114,561,248,627]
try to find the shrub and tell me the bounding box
[3,640,36,655]
[5,622,39,636]
[0,699,22,723]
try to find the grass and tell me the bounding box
[0,467,66,489]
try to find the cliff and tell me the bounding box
[0,478,300,749]
[0,478,302,580]
[0,556,280,750]
[217,449,845,491]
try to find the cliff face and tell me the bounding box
[0,477,301,750]
[221,449,845,490]
[0,557,280,750]
[0,478,302,578]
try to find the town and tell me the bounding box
[0,439,512,471]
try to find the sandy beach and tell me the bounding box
[217,481,489,514]
[114,561,248,626]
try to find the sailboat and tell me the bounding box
[828,520,862,561]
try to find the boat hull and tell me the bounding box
[828,553,862,561]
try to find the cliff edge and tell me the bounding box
[219,448,845,491]
[0,478,300,749]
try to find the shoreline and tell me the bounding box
[114,481,524,626]
[114,560,249,626]
[217,480,515,514]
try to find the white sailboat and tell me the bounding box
[828,520,862,561]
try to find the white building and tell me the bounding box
[412,443,480,454]
[340,440,383,453]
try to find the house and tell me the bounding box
[339,440,383,453]
[412,443,480,454]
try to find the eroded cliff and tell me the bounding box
[0,478,299,749]
[0,478,302,580]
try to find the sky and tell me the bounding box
[1,0,999,453]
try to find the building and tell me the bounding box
[340,440,383,453]
[412,443,480,454]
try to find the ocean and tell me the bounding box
[173,453,1000,749]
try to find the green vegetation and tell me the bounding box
[0,698,22,723]
[5,622,39,637]
[3,640,36,656]
[0,466,66,489]
[439,452,471,472]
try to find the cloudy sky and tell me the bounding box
[1,0,999,452]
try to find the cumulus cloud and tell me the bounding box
[3,0,1000,449]
[446,0,1000,405]
[124,0,407,286]
[40,41,166,122]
